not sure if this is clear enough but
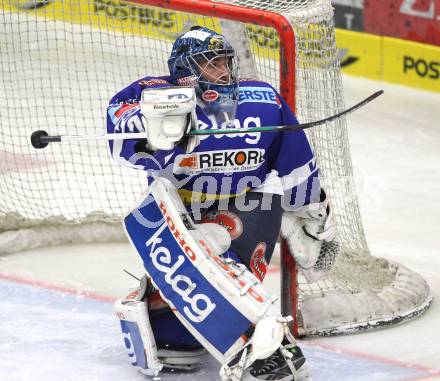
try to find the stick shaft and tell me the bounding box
[187,90,383,136]
[40,131,150,144]
[35,90,383,144]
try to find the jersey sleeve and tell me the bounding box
[106,77,185,172]
[268,94,321,210]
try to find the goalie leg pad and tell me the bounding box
[114,297,162,376]
[123,177,285,366]
[115,285,206,374]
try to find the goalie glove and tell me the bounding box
[281,189,340,282]
[140,86,198,151]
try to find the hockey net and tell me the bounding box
[0,0,432,336]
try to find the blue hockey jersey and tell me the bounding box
[107,76,320,209]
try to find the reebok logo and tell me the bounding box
[153,104,179,110]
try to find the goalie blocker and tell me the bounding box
[139,86,198,151]
[116,177,298,380]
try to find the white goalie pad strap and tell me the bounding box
[140,86,197,151]
[114,298,162,376]
[123,177,284,365]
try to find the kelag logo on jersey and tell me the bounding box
[238,86,281,107]
[174,148,265,174]
[197,116,262,145]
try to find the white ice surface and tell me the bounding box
[1,75,440,380]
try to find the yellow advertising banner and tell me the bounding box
[383,37,440,93]
[336,29,382,81]
[1,0,275,58]
[336,28,440,93]
[1,0,217,41]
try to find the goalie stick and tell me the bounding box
[30,90,383,148]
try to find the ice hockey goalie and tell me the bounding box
[108,26,339,380]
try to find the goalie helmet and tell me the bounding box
[168,26,239,126]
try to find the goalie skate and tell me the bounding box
[245,342,309,381]
[156,345,207,370]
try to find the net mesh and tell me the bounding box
[0,0,431,334]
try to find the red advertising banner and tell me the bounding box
[364,0,440,46]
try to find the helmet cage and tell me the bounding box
[187,49,239,90]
